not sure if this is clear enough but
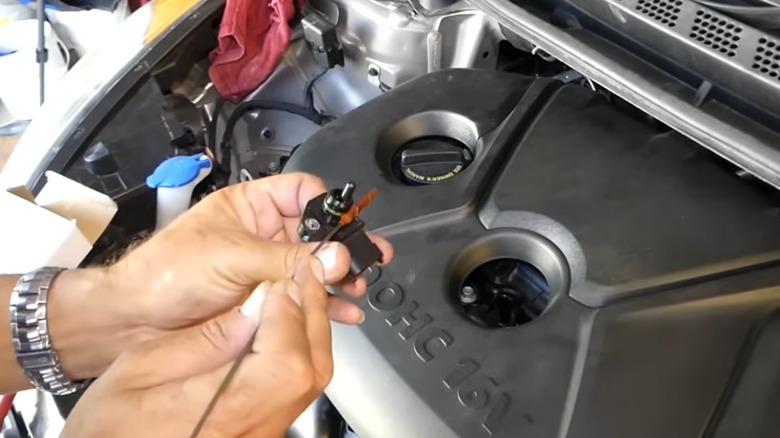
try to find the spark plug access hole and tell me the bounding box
[460,259,550,328]
[448,231,570,329]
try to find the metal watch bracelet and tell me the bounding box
[9,267,88,395]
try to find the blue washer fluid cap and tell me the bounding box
[146,154,212,189]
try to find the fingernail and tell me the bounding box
[240,281,271,321]
[356,308,366,324]
[308,258,326,284]
[315,242,339,279]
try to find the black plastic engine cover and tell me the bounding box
[284,69,780,438]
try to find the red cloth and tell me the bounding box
[128,0,151,12]
[209,0,297,102]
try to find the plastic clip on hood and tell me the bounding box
[146,153,212,230]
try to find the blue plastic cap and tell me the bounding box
[17,0,59,10]
[146,154,212,189]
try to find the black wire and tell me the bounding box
[219,100,325,180]
[306,69,338,122]
[217,70,336,182]
[10,405,31,438]
[304,68,328,114]
[290,0,303,27]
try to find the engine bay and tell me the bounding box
[22,0,780,436]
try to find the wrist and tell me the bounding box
[48,267,154,380]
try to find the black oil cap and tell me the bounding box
[83,142,119,176]
[395,136,473,185]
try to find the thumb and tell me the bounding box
[227,238,350,285]
[110,283,270,389]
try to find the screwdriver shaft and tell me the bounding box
[189,346,247,438]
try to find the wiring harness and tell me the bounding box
[211,69,335,184]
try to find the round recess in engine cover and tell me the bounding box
[459,258,549,327]
[394,136,473,185]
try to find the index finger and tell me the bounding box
[250,279,311,357]
[233,172,327,219]
[293,262,333,386]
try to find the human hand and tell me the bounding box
[110,172,391,330]
[48,173,392,382]
[62,262,335,438]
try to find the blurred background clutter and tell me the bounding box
[0,0,131,141]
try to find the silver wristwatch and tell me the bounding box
[9,267,88,395]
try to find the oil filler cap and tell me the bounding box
[395,136,473,185]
